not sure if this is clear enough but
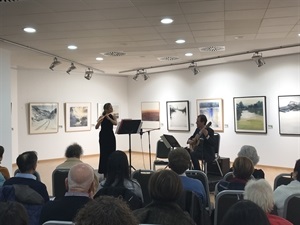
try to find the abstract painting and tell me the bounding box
[65,102,91,132]
[278,95,300,135]
[29,102,59,134]
[141,101,160,129]
[166,100,190,131]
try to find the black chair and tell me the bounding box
[273,173,293,190]
[185,170,213,216]
[51,169,69,199]
[153,139,171,170]
[283,193,300,224]
[131,169,154,206]
[14,169,41,181]
[214,190,244,225]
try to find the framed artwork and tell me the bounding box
[65,102,91,132]
[29,102,59,134]
[196,98,224,132]
[141,101,160,129]
[166,100,190,131]
[233,96,267,133]
[278,95,300,135]
[97,104,119,119]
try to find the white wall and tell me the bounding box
[127,54,300,168]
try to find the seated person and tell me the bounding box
[75,196,138,225]
[221,200,270,225]
[0,201,29,225]
[56,143,83,169]
[0,145,10,180]
[244,179,292,225]
[217,156,254,193]
[133,170,195,225]
[274,159,300,217]
[229,145,265,179]
[168,147,207,204]
[39,163,96,225]
[187,114,215,170]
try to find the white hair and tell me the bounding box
[238,145,259,166]
[68,163,95,193]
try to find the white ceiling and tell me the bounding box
[0,0,299,76]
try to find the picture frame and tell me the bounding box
[278,95,300,135]
[166,100,190,131]
[97,103,120,119]
[233,96,267,133]
[65,102,91,132]
[196,98,224,132]
[29,102,59,134]
[141,101,160,129]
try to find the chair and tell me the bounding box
[42,221,74,225]
[52,169,69,199]
[153,139,171,170]
[273,173,293,190]
[283,193,300,224]
[214,190,244,225]
[14,169,41,181]
[131,169,154,206]
[185,170,213,216]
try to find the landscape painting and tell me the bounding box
[234,96,267,133]
[97,104,120,119]
[141,101,160,129]
[29,102,59,134]
[66,102,91,132]
[166,100,190,131]
[278,95,300,135]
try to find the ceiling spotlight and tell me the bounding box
[133,71,139,81]
[188,62,200,75]
[84,68,93,80]
[141,69,149,80]
[66,63,76,74]
[49,57,61,71]
[252,52,265,67]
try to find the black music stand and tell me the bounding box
[116,119,142,172]
[160,134,182,149]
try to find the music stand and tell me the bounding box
[160,134,182,149]
[116,119,142,172]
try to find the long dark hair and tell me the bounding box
[102,103,111,116]
[103,151,130,187]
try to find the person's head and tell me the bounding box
[16,151,38,173]
[0,145,4,162]
[221,200,270,225]
[232,156,254,180]
[104,150,130,186]
[75,196,138,225]
[65,143,83,159]
[168,147,191,174]
[196,114,207,129]
[244,179,274,213]
[293,159,300,181]
[66,163,96,197]
[102,103,113,115]
[0,201,29,225]
[148,169,182,202]
[238,145,260,166]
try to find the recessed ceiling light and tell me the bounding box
[234,35,244,40]
[96,57,104,61]
[161,18,173,24]
[68,45,77,50]
[298,33,300,37]
[176,39,185,44]
[185,53,193,57]
[23,27,36,33]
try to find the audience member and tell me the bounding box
[39,163,96,225]
[0,145,10,180]
[0,201,29,225]
[244,179,292,225]
[56,143,83,169]
[3,151,49,202]
[75,196,138,225]
[274,159,300,217]
[95,150,143,201]
[229,145,265,179]
[168,147,207,203]
[217,156,254,193]
[221,200,270,225]
[133,170,195,225]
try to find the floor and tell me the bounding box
[13,151,292,197]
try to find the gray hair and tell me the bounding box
[238,145,259,166]
[244,179,274,213]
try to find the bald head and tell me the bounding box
[67,163,95,193]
